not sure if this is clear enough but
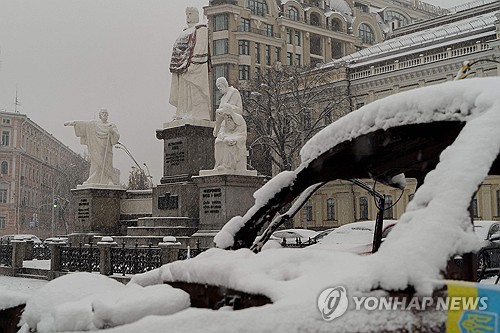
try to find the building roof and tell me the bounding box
[323,9,498,68]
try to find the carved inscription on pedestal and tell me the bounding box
[202,188,222,214]
[165,140,186,167]
[78,198,90,223]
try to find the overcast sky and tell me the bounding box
[0,0,474,184]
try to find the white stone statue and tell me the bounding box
[213,77,247,171]
[169,7,211,121]
[64,108,120,186]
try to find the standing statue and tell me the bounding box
[213,77,247,171]
[169,7,211,121]
[64,108,120,186]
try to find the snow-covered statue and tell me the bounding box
[65,108,120,186]
[169,7,211,121]
[213,77,247,171]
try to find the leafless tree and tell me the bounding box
[127,166,152,190]
[243,65,351,174]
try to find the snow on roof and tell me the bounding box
[323,10,498,68]
[329,0,352,16]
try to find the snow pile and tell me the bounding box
[0,289,30,311]
[19,272,190,332]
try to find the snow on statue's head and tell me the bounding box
[186,7,200,26]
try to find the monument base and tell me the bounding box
[192,173,268,232]
[190,230,219,248]
[76,184,123,190]
[71,187,126,235]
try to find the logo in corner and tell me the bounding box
[317,286,349,321]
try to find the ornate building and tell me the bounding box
[298,0,500,229]
[0,110,89,239]
[204,0,442,113]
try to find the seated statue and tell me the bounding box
[214,103,248,171]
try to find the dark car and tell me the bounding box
[474,220,500,275]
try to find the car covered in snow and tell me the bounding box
[310,220,398,254]
[271,228,319,245]
[10,76,500,333]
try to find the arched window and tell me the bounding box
[309,13,321,26]
[358,23,375,45]
[287,6,299,21]
[384,10,409,28]
[246,0,268,16]
[331,19,341,31]
[326,198,335,220]
[0,161,7,175]
[383,195,394,219]
[359,196,369,220]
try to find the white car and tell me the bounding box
[310,220,398,254]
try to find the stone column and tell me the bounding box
[159,237,182,265]
[24,240,34,260]
[11,241,25,269]
[98,236,117,276]
[48,243,62,280]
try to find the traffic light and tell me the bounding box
[53,199,58,208]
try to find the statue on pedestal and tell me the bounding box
[213,77,247,171]
[65,108,120,186]
[169,7,211,121]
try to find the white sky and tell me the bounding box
[0,0,472,184]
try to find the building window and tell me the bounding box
[213,14,228,31]
[310,35,321,55]
[295,54,301,66]
[246,0,268,16]
[326,198,335,220]
[1,131,10,146]
[294,31,301,46]
[254,42,261,64]
[331,19,341,31]
[0,216,5,229]
[2,118,10,125]
[239,65,250,80]
[359,196,369,220]
[0,161,7,175]
[240,18,250,32]
[239,40,250,55]
[309,13,321,26]
[286,52,293,66]
[287,6,299,21]
[331,40,343,58]
[383,195,394,219]
[213,39,229,55]
[304,200,313,221]
[384,10,409,28]
[264,23,273,37]
[275,47,281,63]
[497,190,500,216]
[0,189,7,204]
[359,23,375,45]
[471,197,479,217]
[286,29,292,44]
[265,45,271,65]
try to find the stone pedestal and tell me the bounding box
[191,173,267,247]
[71,187,126,235]
[156,120,215,183]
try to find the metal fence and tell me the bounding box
[111,243,162,275]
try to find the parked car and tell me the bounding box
[310,227,337,243]
[473,220,500,273]
[310,220,398,254]
[271,228,319,245]
[0,234,42,244]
